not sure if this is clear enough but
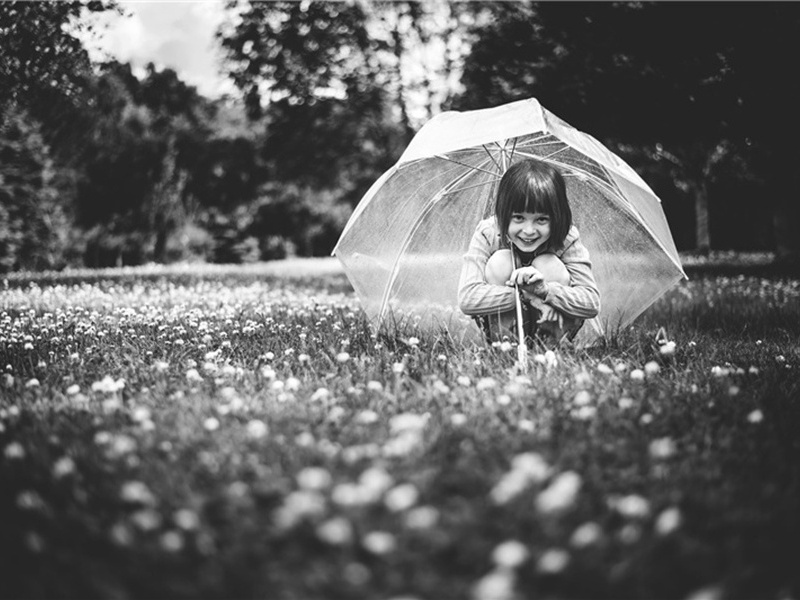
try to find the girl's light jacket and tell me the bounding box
[457,218,601,320]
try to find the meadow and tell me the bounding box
[1,258,798,600]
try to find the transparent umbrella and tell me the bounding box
[333,98,686,347]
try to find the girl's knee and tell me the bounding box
[532,253,570,285]
[485,249,514,285]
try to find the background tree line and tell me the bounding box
[1,0,798,273]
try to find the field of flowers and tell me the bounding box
[1,260,798,600]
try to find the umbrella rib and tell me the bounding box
[377,156,497,322]
[434,155,499,177]
[482,144,503,172]
[441,178,501,196]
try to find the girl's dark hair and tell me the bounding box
[494,159,572,250]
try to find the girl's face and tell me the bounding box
[507,211,551,253]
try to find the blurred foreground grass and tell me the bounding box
[1,259,798,600]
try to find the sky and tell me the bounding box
[81,1,236,98]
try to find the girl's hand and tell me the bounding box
[536,303,564,328]
[506,266,543,287]
[507,267,548,299]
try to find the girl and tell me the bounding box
[458,158,600,346]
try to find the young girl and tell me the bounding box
[458,158,600,346]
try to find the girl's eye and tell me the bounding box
[537,217,550,224]
[511,214,525,222]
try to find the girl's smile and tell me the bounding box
[508,211,551,253]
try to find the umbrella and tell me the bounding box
[332,98,686,347]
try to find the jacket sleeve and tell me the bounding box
[457,223,516,316]
[541,237,601,319]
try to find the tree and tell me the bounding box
[455,2,800,262]
[0,0,118,159]
[0,105,71,272]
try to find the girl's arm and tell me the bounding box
[458,223,516,316]
[536,238,600,320]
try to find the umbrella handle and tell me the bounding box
[509,245,528,372]
[515,284,528,370]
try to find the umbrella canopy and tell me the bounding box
[333,98,686,347]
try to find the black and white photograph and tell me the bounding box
[1,1,798,598]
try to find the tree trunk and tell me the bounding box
[773,190,800,268]
[694,180,710,254]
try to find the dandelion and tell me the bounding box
[537,548,570,574]
[629,369,645,382]
[491,540,529,569]
[25,378,40,388]
[356,410,379,424]
[109,522,133,547]
[384,483,419,512]
[747,409,764,423]
[336,351,351,363]
[389,412,429,434]
[518,419,535,432]
[659,340,676,356]
[570,522,602,548]
[573,390,592,406]
[611,494,651,519]
[186,368,203,384]
[53,456,76,478]
[655,506,682,535]
[298,353,310,363]
[511,452,550,482]
[499,340,513,352]
[644,361,660,376]
[4,442,25,460]
[274,490,326,529]
[649,437,677,459]
[362,531,396,555]
[407,337,420,347]
[404,505,439,529]
[618,397,634,410]
[596,362,613,375]
[317,516,353,545]
[471,568,516,600]
[711,365,729,378]
[457,375,471,387]
[392,362,405,374]
[120,480,156,506]
[476,377,497,391]
[66,384,80,396]
[131,508,162,531]
[366,380,383,392]
[174,508,200,531]
[297,467,332,491]
[204,417,220,431]
[16,490,46,511]
[246,419,268,439]
[536,471,582,515]
[311,387,330,402]
[160,530,184,552]
[572,405,597,420]
[359,467,394,501]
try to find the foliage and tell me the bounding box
[0,104,72,272]
[0,0,118,157]
[454,2,800,257]
[0,265,798,598]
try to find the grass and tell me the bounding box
[1,261,798,600]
